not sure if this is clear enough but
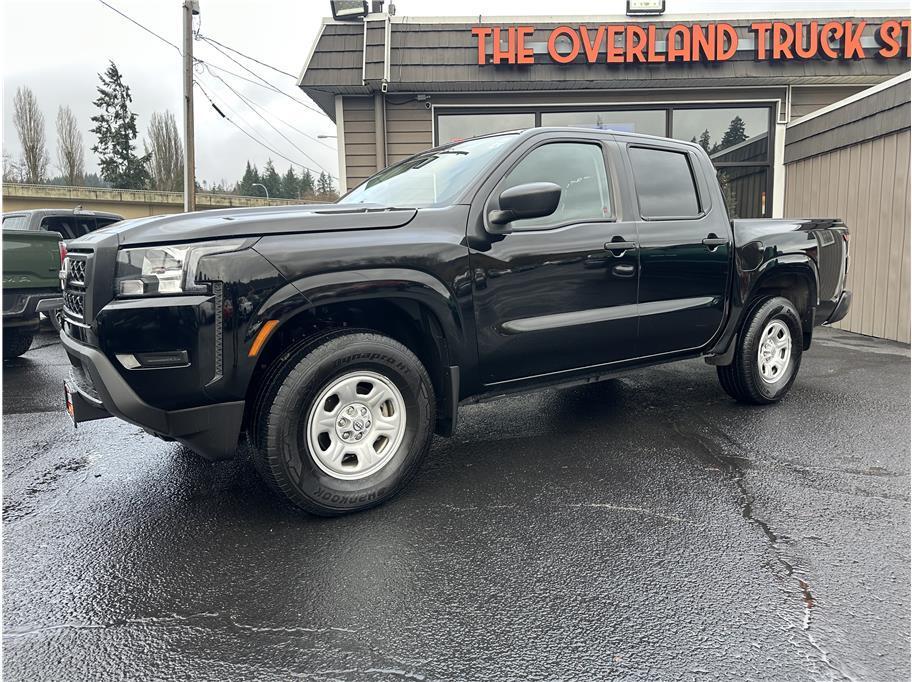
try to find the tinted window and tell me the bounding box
[40,216,78,239]
[541,110,666,136]
[629,147,701,219]
[2,215,28,230]
[95,217,121,229]
[500,142,611,229]
[73,215,97,236]
[437,113,535,145]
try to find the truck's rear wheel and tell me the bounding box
[3,329,34,359]
[252,331,435,516]
[717,296,802,405]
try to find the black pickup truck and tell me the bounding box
[61,128,850,515]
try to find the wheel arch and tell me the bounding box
[707,254,819,365]
[242,269,465,437]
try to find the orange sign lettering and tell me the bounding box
[471,21,910,64]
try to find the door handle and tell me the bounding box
[604,238,638,257]
[702,233,729,251]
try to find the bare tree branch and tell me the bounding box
[12,87,49,184]
[56,105,85,186]
[144,110,184,192]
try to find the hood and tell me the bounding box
[70,203,418,248]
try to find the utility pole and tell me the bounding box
[182,0,199,212]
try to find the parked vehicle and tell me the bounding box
[60,129,851,515]
[3,209,124,343]
[2,208,124,241]
[2,229,65,358]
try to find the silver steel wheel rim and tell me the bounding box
[757,319,792,384]
[306,371,407,480]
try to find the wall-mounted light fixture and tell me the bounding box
[330,0,369,20]
[626,0,665,16]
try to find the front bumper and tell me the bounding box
[61,330,245,460]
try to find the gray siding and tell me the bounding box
[343,97,377,188]
[784,80,911,343]
[785,79,911,163]
[301,24,365,90]
[790,85,869,119]
[364,20,387,83]
[385,99,433,164]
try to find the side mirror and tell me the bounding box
[487,182,561,233]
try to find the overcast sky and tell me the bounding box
[2,0,908,188]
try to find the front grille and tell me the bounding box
[69,258,87,285]
[63,290,85,318]
[63,254,90,322]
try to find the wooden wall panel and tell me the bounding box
[784,129,911,342]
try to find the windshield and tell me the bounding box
[339,134,517,207]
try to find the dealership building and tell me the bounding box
[298,7,911,342]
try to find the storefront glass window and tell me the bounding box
[437,113,536,144]
[717,167,769,220]
[541,110,666,136]
[672,107,770,161]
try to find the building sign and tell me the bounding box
[471,20,911,64]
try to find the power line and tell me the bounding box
[94,0,338,181]
[195,79,337,180]
[203,66,332,174]
[197,33,297,79]
[199,63,335,152]
[95,0,180,54]
[197,37,330,119]
[96,0,330,121]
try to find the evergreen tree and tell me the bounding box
[299,169,316,199]
[698,129,712,153]
[280,165,299,199]
[237,161,260,196]
[261,159,281,198]
[316,171,335,200]
[90,61,149,189]
[719,115,748,150]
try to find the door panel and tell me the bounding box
[470,138,640,385]
[627,144,731,355]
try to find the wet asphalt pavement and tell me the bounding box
[2,328,909,681]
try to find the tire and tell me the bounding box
[251,331,436,516]
[3,329,34,359]
[716,296,803,405]
[49,311,62,333]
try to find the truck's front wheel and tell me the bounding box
[251,331,436,516]
[717,296,803,404]
[3,329,35,359]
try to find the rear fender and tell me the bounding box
[706,254,819,365]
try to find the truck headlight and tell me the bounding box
[114,239,246,297]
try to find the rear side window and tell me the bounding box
[629,147,701,219]
[2,215,27,230]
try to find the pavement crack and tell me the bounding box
[671,420,859,680]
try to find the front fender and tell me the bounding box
[253,268,467,368]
